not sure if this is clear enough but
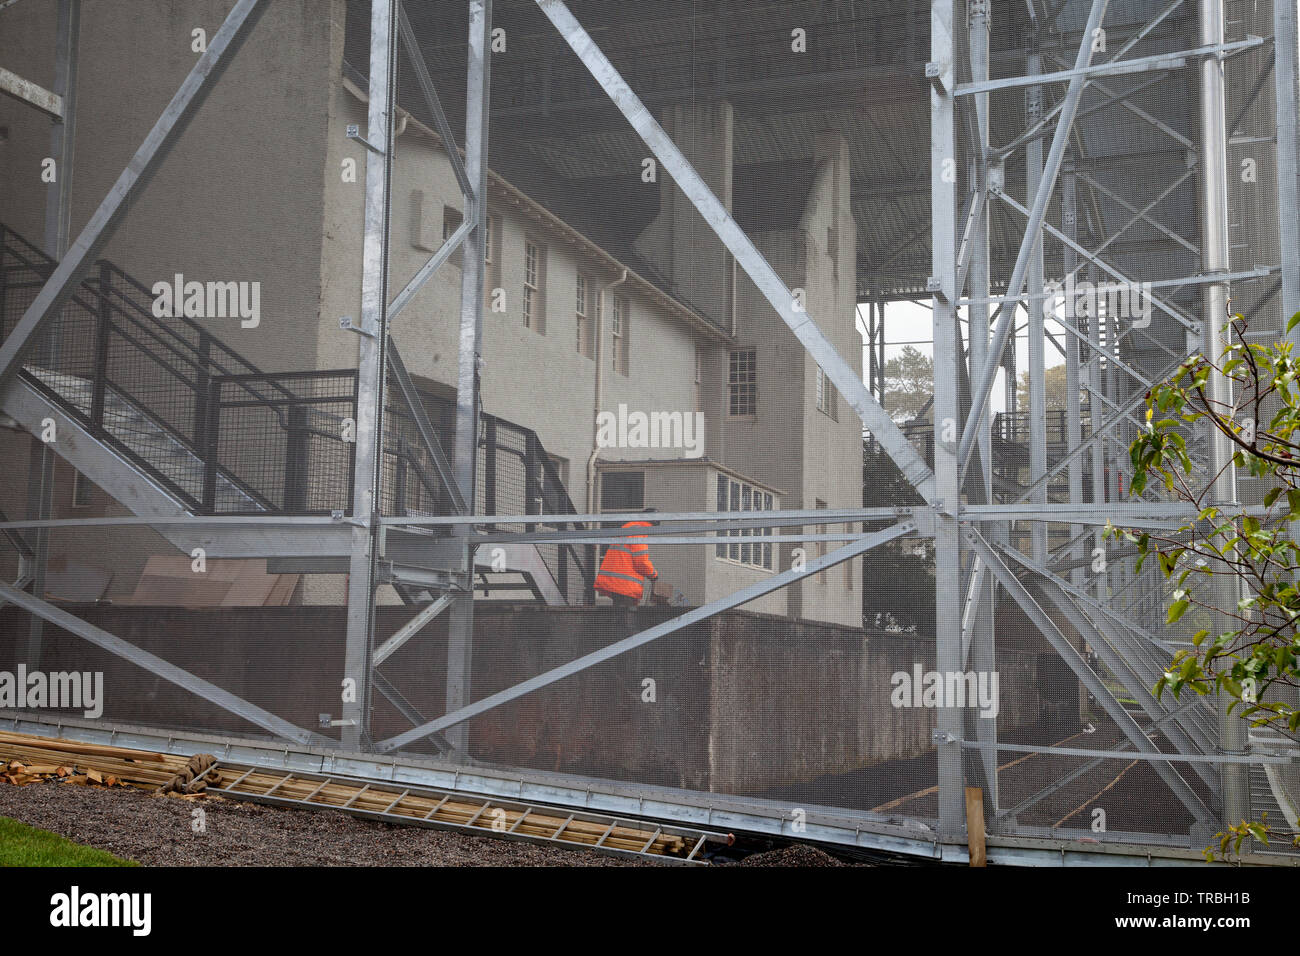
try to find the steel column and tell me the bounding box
[342,0,399,749]
[446,0,493,756]
[1275,0,1300,329]
[25,0,79,668]
[1026,48,1048,562]
[1062,168,1085,591]
[1199,0,1249,827]
[965,0,998,819]
[930,0,965,839]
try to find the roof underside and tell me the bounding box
[354,0,1212,306]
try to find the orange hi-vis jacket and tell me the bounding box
[594,520,658,600]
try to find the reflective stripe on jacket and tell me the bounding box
[594,520,658,599]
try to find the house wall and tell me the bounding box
[0,0,344,605]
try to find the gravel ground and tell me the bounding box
[0,779,870,867]
[731,845,848,866]
[0,780,652,866]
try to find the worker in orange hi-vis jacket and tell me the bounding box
[594,509,659,607]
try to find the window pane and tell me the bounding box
[740,486,751,563]
[729,480,740,560]
[602,472,645,512]
[716,474,727,557]
[728,349,757,415]
[759,494,769,567]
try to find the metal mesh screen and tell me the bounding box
[0,0,1297,864]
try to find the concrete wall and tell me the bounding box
[0,603,1074,796]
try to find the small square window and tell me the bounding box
[601,471,644,512]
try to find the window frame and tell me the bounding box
[611,295,629,375]
[575,274,592,358]
[728,349,757,417]
[714,472,775,571]
[600,470,645,513]
[523,238,545,333]
[71,471,93,509]
[816,366,839,420]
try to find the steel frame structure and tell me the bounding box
[3,0,1300,861]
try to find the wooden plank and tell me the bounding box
[0,731,168,763]
[965,787,986,868]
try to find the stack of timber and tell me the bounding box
[0,730,181,790]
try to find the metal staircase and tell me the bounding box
[0,223,594,605]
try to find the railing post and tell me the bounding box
[284,402,308,513]
[201,378,221,514]
[394,448,408,516]
[484,417,498,529]
[524,432,539,533]
[192,329,211,451]
[89,261,112,434]
[584,543,596,605]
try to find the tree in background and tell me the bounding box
[1015,363,1070,412]
[882,346,933,423]
[862,421,933,635]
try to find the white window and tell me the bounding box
[715,473,774,570]
[576,274,591,357]
[611,295,628,375]
[816,366,838,420]
[523,239,545,333]
[729,349,757,416]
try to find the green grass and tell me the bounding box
[0,815,137,867]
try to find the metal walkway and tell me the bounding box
[201,761,729,864]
